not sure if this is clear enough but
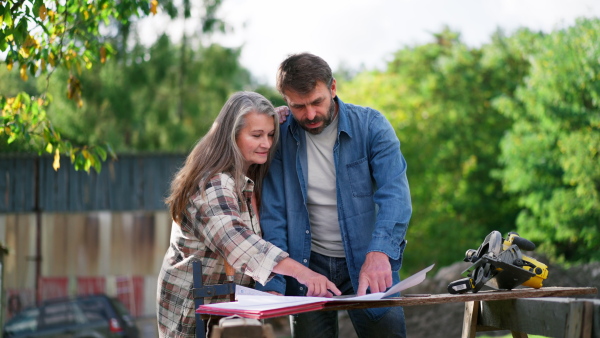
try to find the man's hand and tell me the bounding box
[266,291,283,296]
[275,106,290,124]
[357,251,392,296]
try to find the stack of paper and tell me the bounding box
[197,264,434,319]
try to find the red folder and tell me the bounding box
[197,301,327,319]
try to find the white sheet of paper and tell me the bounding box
[331,263,436,301]
[201,263,436,313]
[382,263,435,298]
[235,285,273,297]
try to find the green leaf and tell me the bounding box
[95,146,107,161]
[4,9,13,28]
[32,0,43,15]
[7,133,17,144]
[14,17,28,45]
[17,92,31,106]
[91,152,101,173]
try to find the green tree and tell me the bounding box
[493,18,600,263]
[343,28,533,273]
[1,0,226,172]
[1,0,156,172]
[45,35,252,152]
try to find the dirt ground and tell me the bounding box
[269,259,600,338]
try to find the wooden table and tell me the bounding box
[322,286,598,338]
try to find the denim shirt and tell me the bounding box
[257,97,411,304]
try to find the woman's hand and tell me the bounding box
[275,106,290,124]
[272,257,341,298]
[293,267,341,298]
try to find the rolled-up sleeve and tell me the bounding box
[195,174,289,286]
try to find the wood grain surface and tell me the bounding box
[322,286,598,311]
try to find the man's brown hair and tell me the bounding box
[276,53,334,96]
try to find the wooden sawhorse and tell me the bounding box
[463,296,600,338]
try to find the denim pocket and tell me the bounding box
[346,157,373,197]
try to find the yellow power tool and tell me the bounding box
[447,231,548,294]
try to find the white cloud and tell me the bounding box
[137,0,600,85]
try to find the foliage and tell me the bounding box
[1,0,155,172]
[343,28,535,273]
[493,18,600,263]
[344,21,600,271]
[1,91,111,172]
[1,0,227,172]
[43,35,252,152]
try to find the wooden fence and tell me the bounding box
[0,153,185,213]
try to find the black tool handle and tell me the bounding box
[512,236,536,251]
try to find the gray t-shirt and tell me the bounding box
[305,113,345,257]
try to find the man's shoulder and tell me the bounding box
[339,99,389,133]
[340,100,382,120]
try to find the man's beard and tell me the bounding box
[300,98,336,135]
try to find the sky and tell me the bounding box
[138,0,600,86]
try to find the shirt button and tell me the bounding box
[303,259,307,263]
[299,287,304,291]
[305,230,309,234]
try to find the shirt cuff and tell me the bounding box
[244,243,289,286]
[368,236,401,260]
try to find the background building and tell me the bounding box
[0,154,183,331]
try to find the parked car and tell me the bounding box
[3,294,140,337]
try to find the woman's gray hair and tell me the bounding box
[166,91,279,223]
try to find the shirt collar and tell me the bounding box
[241,175,254,200]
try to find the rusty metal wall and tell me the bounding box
[0,210,172,318]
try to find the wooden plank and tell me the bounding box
[582,298,600,338]
[461,301,478,338]
[565,300,585,338]
[479,298,571,337]
[582,301,593,338]
[323,287,597,311]
[595,300,600,338]
[478,297,600,338]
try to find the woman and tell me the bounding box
[157,92,340,337]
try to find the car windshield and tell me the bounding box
[4,307,39,334]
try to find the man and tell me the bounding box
[257,53,412,338]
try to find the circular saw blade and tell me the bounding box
[472,263,493,292]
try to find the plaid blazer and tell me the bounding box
[157,172,288,337]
